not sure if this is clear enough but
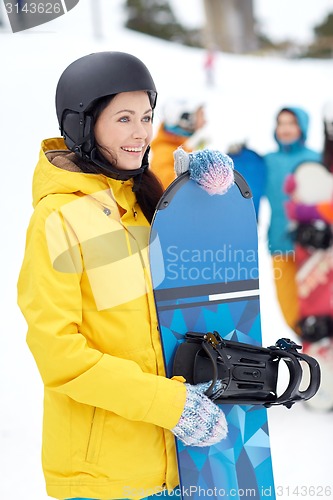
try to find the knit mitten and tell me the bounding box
[174,148,234,196]
[172,382,228,447]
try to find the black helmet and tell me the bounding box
[55,51,157,179]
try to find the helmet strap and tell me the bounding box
[89,147,148,181]
[62,111,95,156]
[132,172,144,192]
[132,146,150,190]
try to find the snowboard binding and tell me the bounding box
[173,331,321,408]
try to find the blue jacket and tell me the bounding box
[264,107,321,254]
[229,146,266,219]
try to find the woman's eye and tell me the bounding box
[143,116,152,122]
[119,116,129,123]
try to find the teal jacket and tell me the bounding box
[264,107,321,254]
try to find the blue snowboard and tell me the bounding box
[149,171,276,500]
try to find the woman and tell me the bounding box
[264,106,320,333]
[150,96,208,190]
[17,52,227,500]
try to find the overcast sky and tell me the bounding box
[170,0,333,43]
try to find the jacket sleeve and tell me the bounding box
[317,202,333,223]
[17,203,186,430]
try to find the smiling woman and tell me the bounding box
[17,50,228,500]
[53,51,163,222]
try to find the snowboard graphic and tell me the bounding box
[149,170,275,499]
[286,161,333,411]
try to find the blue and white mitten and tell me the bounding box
[174,147,234,196]
[172,382,228,447]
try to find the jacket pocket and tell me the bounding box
[85,407,106,464]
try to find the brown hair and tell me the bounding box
[133,168,164,222]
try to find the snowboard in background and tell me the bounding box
[149,171,276,499]
[228,144,266,220]
[288,161,333,411]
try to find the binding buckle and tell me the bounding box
[172,331,321,408]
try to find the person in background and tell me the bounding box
[228,142,266,220]
[264,106,321,332]
[17,51,227,500]
[203,47,216,87]
[150,97,208,190]
[285,100,333,222]
[283,103,333,411]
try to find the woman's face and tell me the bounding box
[94,91,153,171]
[275,111,301,145]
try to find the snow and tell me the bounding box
[1,2,333,499]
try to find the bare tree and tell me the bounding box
[203,0,257,53]
[91,0,103,39]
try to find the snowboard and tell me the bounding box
[149,170,276,499]
[287,161,333,411]
[228,144,266,220]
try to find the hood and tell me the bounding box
[151,124,192,149]
[274,106,309,146]
[32,138,117,208]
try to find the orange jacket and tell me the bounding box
[150,124,192,190]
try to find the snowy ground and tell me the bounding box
[1,1,333,499]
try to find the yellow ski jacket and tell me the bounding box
[17,138,186,499]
